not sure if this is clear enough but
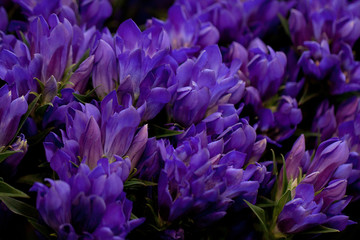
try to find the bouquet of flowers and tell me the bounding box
[0,0,359,239]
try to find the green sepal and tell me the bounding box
[10,93,41,145]
[0,180,29,198]
[0,196,37,220]
[0,150,23,164]
[244,199,268,233]
[149,124,183,139]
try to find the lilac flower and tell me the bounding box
[304,138,349,191]
[277,184,327,234]
[92,39,117,98]
[79,0,112,28]
[273,96,302,141]
[312,100,336,141]
[0,84,28,147]
[336,96,360,124]
[31,159,144,239]
[0,134,28,176]
[0,7,8,32]
[157,131,260,226]
[149,4,219,63]
[298,40,340,80]
[329,43,360,94]
[171,45,241,127]
[44,91,143,179]
[247,39,287,100]
[176,0,291,46]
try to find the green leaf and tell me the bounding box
[124,178,157,189]
[0,181,29,198]
[278,14,291,39]
[270,149,278,176]
[244,199,268,233]
[149,124,183,138]
[73,88,98,104]
[72,49,90,72]
[281,154,288,195]
[302,225,340,234]
[273,190,291,222]
[34,77,45,91]
[0,196,37,220]
[19,31,30,48]
[0,150,22,164]
[10,93,41,144]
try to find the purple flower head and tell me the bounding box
[0,84,28,147]
[92,39,118,98]
[0,7,8,32]
[171,45,240,127]
[31,179,71,231]
[273,96,302,141]
[179,0,291,46]
[283,134,306,181]
[80,0,112,29]
[298,40,340,80]
[149,4,219,62]
[338,114,360,153]
[304,138,349,191]
[277,184,327,234]
[44,91,143,179]
[343,152,360,201]
[312,100,336,141]
[31,159,144,238]
[158,131,260,225]
[289,9,310,46]
[247,38,287,100]
[135,138,167,181]
[278,179,354,234]
[329,43,360,94]
[27,15,72,82]
[336,96,360,125]
[0,134,28,177]
[14,0,62,20]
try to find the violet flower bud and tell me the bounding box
[126,124,148,170]
[92,39,118,98]
[312,100,336,141]
[277,184,327,234]
[0,7,8,32]
[306,138,350,191]
[30,179,71,231]
[0,84,28,147]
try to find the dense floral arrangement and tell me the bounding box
[0,0,360,239]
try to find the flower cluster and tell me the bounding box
[0,1,359,240]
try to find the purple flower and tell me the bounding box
[92,39,117,98]
[31,179,71,231]
[273,96,302,141]
[298,40,339,80]
[277,184,327,234]
[248,38,287,100]
[312,100,336,141]
[329,43,360,94]
[0,134,28,177]
[0,84,28,147]
[44,91,143,179]
[157,131,260,225]
[304,138,349,191]
[171,45,240,127]
[31,159,144,238]
[0,7,8,32]
[80,0,112,28]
